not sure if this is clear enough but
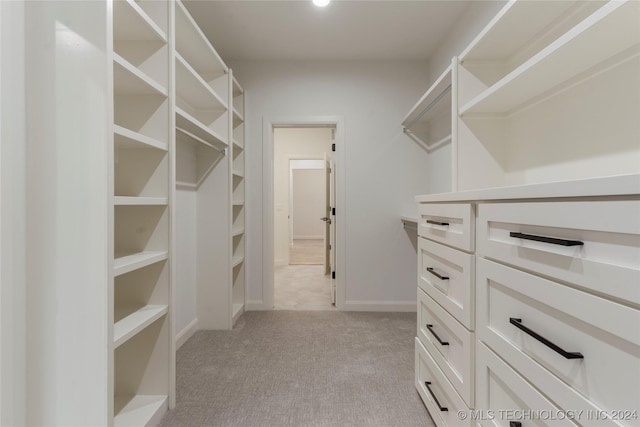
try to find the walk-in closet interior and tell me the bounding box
[1,0,638,426]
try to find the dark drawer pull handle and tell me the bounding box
[426,220,449,226]
[427,267,449,280]
[510,422,522,427]
[426,324,449,346]
[424,381,448,412]
[509,232,583,247]
[510,318,584,359]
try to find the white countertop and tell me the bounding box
[415,174,640,203]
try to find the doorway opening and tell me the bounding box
[289,160,326,266]
[272,127,336,310]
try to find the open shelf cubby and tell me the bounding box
[113,0,168,92]
[456,0,640,191]
[174,0,227,86]
[115,137,168,198]
[402,65,452,150]
[113,0,167,46]
[176,127,225,189]
[114,205,169,261]
[114,315,170,426]
[460,1,640,115]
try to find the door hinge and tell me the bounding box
[332,207,335,216]
[332,271,336,279]
[331,143,336,152]
[329,244,332,250]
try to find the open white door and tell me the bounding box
[329,139,336,305]
[323,153,331,275]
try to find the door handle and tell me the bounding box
[320,217,332,224]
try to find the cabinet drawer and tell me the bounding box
[476,342,573,427]
[477,258,640,422]
[415,338,472,427]
[419,203,475,252]
[419,237,475,329]
[477,201,640,305]
[418,288,474,407]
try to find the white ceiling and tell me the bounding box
[183,0,472,62]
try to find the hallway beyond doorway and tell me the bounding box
[274,265,334,310]
[289,238,323,265]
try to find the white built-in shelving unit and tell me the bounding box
[174,0,246,331]
[402,63,456,194]
[410,1,640,425]
[111,0,173,425]
[231,75,246,325]
[402,65,453,151]
[174,0,228,189]
[456,0,640,191]
[405,0,640,194]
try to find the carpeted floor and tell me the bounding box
[159,311,432,427]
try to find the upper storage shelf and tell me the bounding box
[175,52,227,111]
[402,65,452,150]
[114,125,167,152]
[175,0,228,81]
[233,76,244,97]
[175,108,227,150]
[113,0,168,91]
[460,0,640,115]
[113,0,167,43]
[455,0,640,191]
[232,108,244,128]
[114,54,168,97]
[459,1,605,85]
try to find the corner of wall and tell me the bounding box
[427,0,507,78]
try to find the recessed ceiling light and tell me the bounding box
[313,0,330,7]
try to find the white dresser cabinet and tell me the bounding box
[477,201,640,305]
[416,338,473,427]
[416,203,477,421]
[418,238,475,330]
[415,175,640,427]
[475,343,573,427]
[406,0,640,425]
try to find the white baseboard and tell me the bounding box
[292,235,323,240]
[246,300,415,312]
[340,300,417,312]
[175,318,198,350]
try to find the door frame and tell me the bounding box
[262,116,345,310]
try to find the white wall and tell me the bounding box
[1,2,26,424]
[292,169,325,239]
[230,60,433,310]
[274,128,331,265]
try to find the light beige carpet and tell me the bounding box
[289,239,324,265]
[159,311,433,427]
